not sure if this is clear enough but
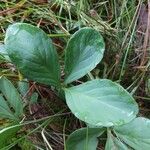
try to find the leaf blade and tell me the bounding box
[64,79,138,127]
[0,95,16,120]
[66,127,105,150]
[105,130,129,150]
[0,124,22,148]
[64,27,105,84]
[0,77,23,120]
[5,23,61,87]
[114,117,150,150]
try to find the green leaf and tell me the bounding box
[64,79,138,127]
[66,127,105,150]
[5,23,61,87]
[0,44,10,62]
[0,44,5,63]
[0,124,22,148]
[30,92,38,104]
[17,81,29,96]
[0,77,23,120]
[114,117,150,150]
[0,95,16,120]
[105,130,129,150]
[64,27,105,84]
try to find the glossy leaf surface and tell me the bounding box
[0,77,23,120]
[65,79,138,127]
[64,27,105,84]
[114,117,150,150]
[66,127,105,150]
[5,23,61,87]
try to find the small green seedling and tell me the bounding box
[0,23,150,149]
